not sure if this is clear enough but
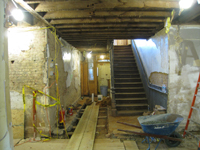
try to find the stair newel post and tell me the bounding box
[110,41,117,116]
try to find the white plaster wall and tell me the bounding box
[134,29,168,78]
[168,25,200,130]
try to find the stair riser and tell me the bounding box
[115,94,146,98]
[114,55,133,57]
[115,89,144,93]
[114,63,136,67]
[114,52,133,55]
[116,106,148,111]
[114,67,138,71]
[116,100,147,104]
[115,84,143,87]
[114,74,140,78]
[114,79,141,82]
[114,71,138,74]
[114,60,135,63]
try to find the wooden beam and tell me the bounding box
[61,32,153,35]
[14,0,62,36]
[50,18,164,25]
[34,0,179,12]
[56,23,161,29]
[14,0,52,27]
[59,28,155,32]
[44,10,171,19]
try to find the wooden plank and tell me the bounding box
[44,10,171,19]
[123,141,139,150]
[50,18,164,25]
[94,139,125,150]
[79,105,99,150]
[65,105,93,150]
[55,23,160,29]
[35,0,179,12]
[12,109,24,139]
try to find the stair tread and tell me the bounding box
[115,78,140,79]
[118,110,147,114]
[115,92,145,94]
[115,98,147,100]
[115,82,142,84]
[116,104,148,107]
[115,87,143,89]
[114,70,137,71]
[114,66,137,68]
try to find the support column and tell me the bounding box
[0,0,14,149]
[109,41,117,116]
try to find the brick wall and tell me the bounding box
[8,27,49,138]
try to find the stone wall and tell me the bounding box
[168,25,200,130]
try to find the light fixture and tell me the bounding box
[87,53,92,59]
[63,53,71,61]
[100,55,104,59]
[11,8,24,21]
[179,0,195,9]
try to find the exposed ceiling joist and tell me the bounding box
[44,10,171,19]
[50,18,164,25]
[55,23,162,29]
[33,0,179,12]
[59,28,155,32]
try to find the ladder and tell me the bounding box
[183,73,200,150]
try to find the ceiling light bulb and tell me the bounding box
[100,55,104,59]
[87,53,91,58]
[179,0,195,9]
[12,9,24,21]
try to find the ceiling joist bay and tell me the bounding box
[33,0,179,12]
[50,18,164,25]
[43,10,171,19]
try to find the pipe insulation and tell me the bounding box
[0,0,14,149]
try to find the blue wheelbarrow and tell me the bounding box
[117,113,184,150]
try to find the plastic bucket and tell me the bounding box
[100,86,108,97]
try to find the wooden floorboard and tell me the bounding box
[65,104,93,150]
[123,141,139,150]
[94,139,125,150]
[79,105,99,150]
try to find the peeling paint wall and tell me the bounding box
[8,27,49,138]
[134,29,168,87]
[168,25,200,130]
[47,30,81,128]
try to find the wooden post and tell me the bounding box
[109,40,117,116]
[33,91,37,140]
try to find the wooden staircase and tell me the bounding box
[113,45,148,115]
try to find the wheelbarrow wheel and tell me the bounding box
[165,132,181,147]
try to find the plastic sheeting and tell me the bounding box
[60,38,81,88]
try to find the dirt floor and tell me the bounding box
[13,97,199,150]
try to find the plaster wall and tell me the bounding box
[134,29,168,87]
[47,30,81,128]
[168,25,200,130]
[97,63,111,93]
